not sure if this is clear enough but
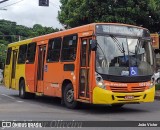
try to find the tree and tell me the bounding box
[0,43,7,65]
[58,0,160,32]
[0,20,61,44]
[0,19,61,65]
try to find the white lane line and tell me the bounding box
[1,94,24,102]
[1,94,16,100]
[17,100,24,103]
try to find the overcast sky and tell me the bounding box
[0,0,63,28]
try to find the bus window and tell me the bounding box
[47,37,62,62]
[18,44,27,64]
[61,34,78,61]
[26,42,36,64]
[81,40,87,66]
[6,47,12,65]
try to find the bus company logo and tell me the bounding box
[2,121,12,128]
[1,121,42,129]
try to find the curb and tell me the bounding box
[155,96,160,100]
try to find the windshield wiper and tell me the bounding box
[135,38,141,55]
[110,35,125,53]
[110,35,126,62]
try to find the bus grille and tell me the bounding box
[110,86,146,93]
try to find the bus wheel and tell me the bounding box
[19,80,27,99]
[63,83,77,109]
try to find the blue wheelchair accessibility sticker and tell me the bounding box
[130,67,138,76]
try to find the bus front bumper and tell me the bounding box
[92,86,155,104]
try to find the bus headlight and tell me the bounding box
[97,81,106,89]
[95,72,106,89]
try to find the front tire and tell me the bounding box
[110,104,124,109]
[63,83,77,109]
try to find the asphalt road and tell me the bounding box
[0,84,160,130]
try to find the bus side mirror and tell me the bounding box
[91,40,97,51]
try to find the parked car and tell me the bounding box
[153,71,160,84]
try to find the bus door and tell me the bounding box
[11,50,18,89]
[36,45,46,93]
[79,37,92,100]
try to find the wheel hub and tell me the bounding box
[66,89,74,103]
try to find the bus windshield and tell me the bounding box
[96,35,154,76]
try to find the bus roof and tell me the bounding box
[33,23,148,42]
[8,38,33,47]
[8,23,148,46]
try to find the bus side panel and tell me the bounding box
[43,63,63,97]
[16,64,26,90]
[25,42,38,93]
[25,64,36,93]
[4,65,11,88]
[5,49,18,90]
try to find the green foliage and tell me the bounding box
[0,19,60,44]
[58,0,160,32]
[0,19,61,65]
[0,43,7,65]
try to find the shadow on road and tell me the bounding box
[11,94,149,114]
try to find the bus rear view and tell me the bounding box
[92,24,155,107]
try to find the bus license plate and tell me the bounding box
[125,95,134,100]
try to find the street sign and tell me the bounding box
[39,0,49,6]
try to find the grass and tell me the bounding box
[155,84,160,90]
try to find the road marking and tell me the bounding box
[1,94,24,103]
[17,100,24,103]
[1,94,16,100]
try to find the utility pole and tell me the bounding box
[0,8,7,10]
[0,0,8,10]
[18,35,21,41]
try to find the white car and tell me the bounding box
[153,71,160,84]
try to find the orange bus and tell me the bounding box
[4,23,155,109]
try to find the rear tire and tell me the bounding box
[19,80,27,99]
[63,83,77,109]
[19,80,35,99]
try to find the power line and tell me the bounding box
[0,0,24,9]
[0,0,60,10]
[0,0,9,4]
[0,8,7,10]
[0,35,20,36]
[49,1,59,9]
[49,1,59,7]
